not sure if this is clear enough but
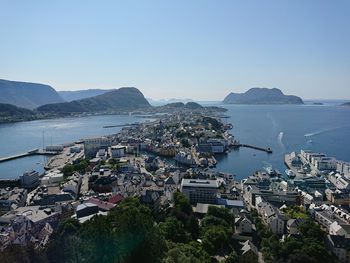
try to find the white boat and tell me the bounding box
[285,169,296,178]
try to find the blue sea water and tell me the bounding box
[214,104,350,179]
[0,115,153,179]
[0,104,349,180]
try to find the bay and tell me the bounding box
[0,115,153,179]
[0,104,349,180]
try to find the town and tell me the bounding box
[0,109,350,263]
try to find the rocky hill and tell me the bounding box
[223,88,303,104]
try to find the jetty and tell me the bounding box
[232,143,272,154]
[103,123,139,128]
[0,149,58,163]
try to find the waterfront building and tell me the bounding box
[313,157,337,171]
[20,170,40,189]
[328,172,350,190]
[180,178,219,204]
[84,137,111,158]
[337,161,350,179]
[45,145,64,152]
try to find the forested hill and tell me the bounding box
[38,87,151,113]
[0,79,63,109]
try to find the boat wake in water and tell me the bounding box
[278,131,285,150]
[304,126,349,137]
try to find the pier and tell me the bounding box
[232,144,272,154]
[0,149,58,163]
[103,123,139,128]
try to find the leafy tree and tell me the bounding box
[173,192,192,216]
[224,251,239,263]
[202,225,230,255]
[163,242,211,263]
[159,217,189,243]
[185,214,199,239]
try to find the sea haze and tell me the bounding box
[0,104,349,179]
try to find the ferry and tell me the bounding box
[285,169,296,179]
[264,166,279,177]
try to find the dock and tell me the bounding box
[232,144,272,154]
[0,149,58,163]
[103,123,139,128]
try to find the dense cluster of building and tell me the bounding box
[1,112,349,262]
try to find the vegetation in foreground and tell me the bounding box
[1,194,338,263]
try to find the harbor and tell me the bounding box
[0,149,58,163]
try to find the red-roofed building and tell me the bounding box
[108,194,124,205]
[85,197,115,212]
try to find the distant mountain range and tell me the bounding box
[38,87,151,113]
[223,88,303,104]
[58,89,111,102]
[0,79,63,109]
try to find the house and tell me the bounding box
[140,190,161,211]
[76,203,99,218]
[235,216,252,234]
[329,222,350,238]
[326,235,350,263]
[0,188,27,211]
[240,240,259,262]
[62,172,82,199]
[85,197,115,212]
[257,201,286,235]
[108,194,124,205]
[287,218,305,235]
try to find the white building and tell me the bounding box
[41,170,64,185]
[84,137,111,158]
[328,173,350,190]
[180,179,219,204]
[314,157,337,171]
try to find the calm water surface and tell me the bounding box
[215,104,350,179]
[0,104,349,180]
[0,115,153,179]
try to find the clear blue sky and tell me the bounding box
[1,0,349,100]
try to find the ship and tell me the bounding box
[264,165,279,177]
[285,169,296,179]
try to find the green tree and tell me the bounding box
[201,225,230,255]
[159,217,188,243]
[163,242,211,263]
[225,251,239,263]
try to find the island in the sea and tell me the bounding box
[223,87,304,104]
[341,102,350,107]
